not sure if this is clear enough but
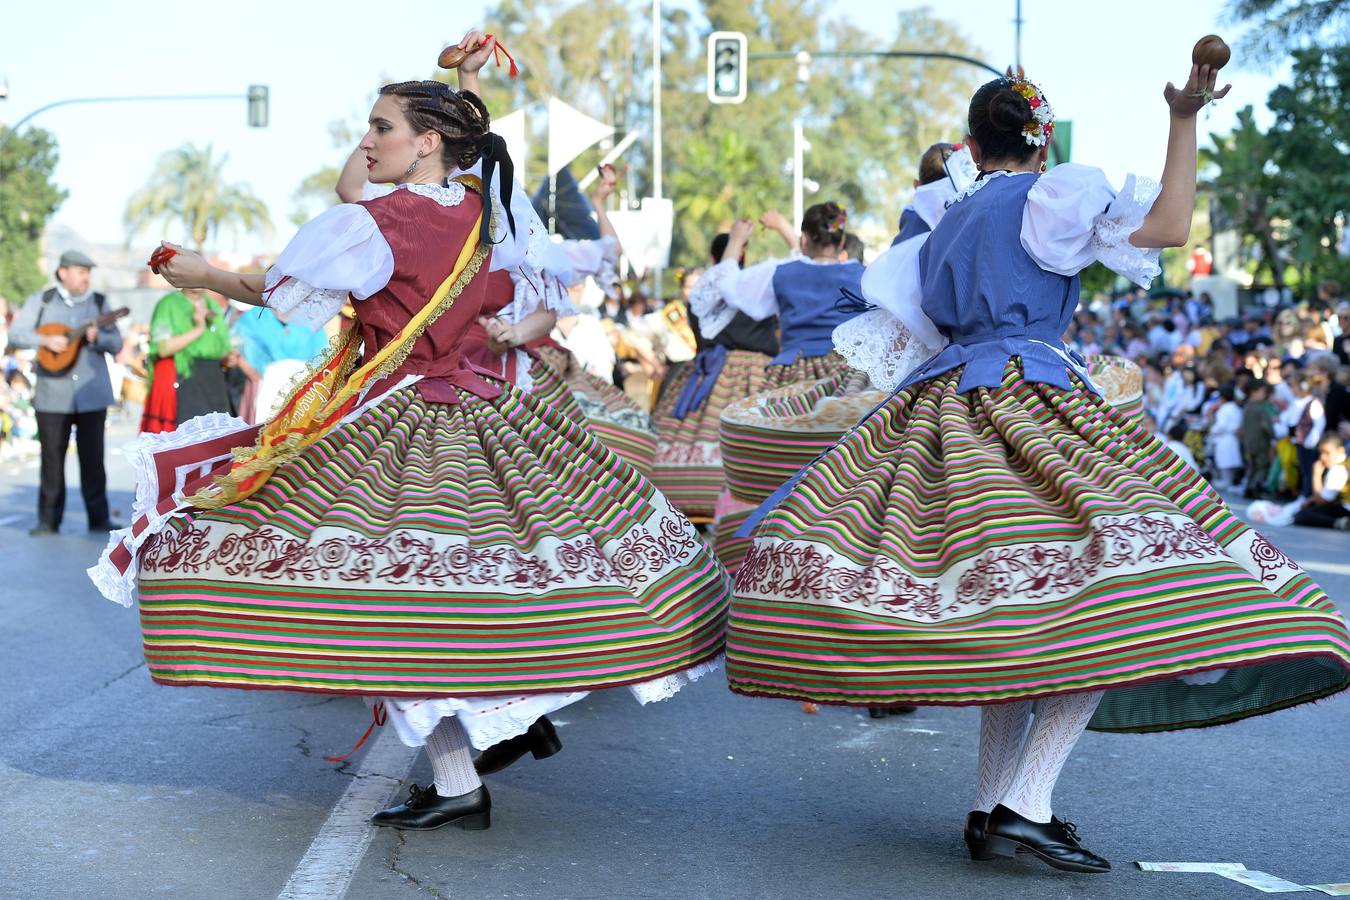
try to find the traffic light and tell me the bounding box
[706,32,747,104]
[247,85,269,128]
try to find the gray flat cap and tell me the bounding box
[57,249,97,269]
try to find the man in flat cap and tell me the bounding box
[9,250,123,535]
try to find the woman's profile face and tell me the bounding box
[359,95,429,185]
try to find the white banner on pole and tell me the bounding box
[493,109,528,187]
[609,197,674,278]
[547,97,614,176]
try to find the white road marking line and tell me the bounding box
[276,729,418,900]
[1302,560,1350,578]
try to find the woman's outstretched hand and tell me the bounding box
[154,242,211,289]
[1164,64,1231,119]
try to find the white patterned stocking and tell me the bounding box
[424,716,482,798]
[1000,690,1104,823]
[973,700,1032,813]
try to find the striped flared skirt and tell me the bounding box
[652,349,773,520]
[128,380,728,697]
[713,359,880,574]
[727,359,1350,732]
[535,346,657,477]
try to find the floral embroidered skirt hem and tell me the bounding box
[107,381,728,698]
[714,365,885,574]
[727,360,1350,733]
[652,349,773,520]
[534,346,657,477]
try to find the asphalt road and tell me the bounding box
[2,420,1348,900]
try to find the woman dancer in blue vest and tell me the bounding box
[730,64,1350,874]
[689,203,865,569]
[690,202,861,385]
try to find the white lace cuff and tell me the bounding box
[263,275,349,330]
[1090,173,1162,288]
[832,309,946,392]
[507,266,578,323]
[688,259,739,338]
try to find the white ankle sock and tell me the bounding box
[424,716,482,798]
[1000,690,1104,823]
[973,701,1032,813]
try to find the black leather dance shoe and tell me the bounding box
[472,716,562,775]
[964,811,995,860]
[984,804,1110,873]
[867,706,919,719]
[370,784,491,831]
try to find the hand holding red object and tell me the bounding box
[148,246,177,274]
[439,30,518,79]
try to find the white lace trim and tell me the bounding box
[628,655,722,704]
[1090,173,1163,289]
[377,692,588,749]
[403,180,466,208]
[265,278,349,331]
[688,259,738,339]
[87,377,422,608]
[373,656,722,748]
[507,266,578,325]
[952,170,1035,204]
[88,412,253,607]
[832,309,944,392]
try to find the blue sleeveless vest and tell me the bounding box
[907,173,1089,393]
[769,259,864,365]
[890,206,931,247]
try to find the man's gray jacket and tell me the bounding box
[10,287,123,413]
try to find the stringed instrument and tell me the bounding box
[36,306,130,375]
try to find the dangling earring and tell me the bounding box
[404,152,424,178]
[1039,162,1047,173]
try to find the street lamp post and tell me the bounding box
[0,90,268,159]
[792,51,811,231]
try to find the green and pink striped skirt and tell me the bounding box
[652,349,773,520]
[126,380,727,698]
[534,346,657,478]
[714,359,881,574]
[728,359,1350,732]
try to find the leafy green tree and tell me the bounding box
[289,167,342,227]
[460,0,983,267]
[1202,105,1288,288]
[0,127,68,304]
[125,143,272,253]
[660,2,982,264]
[1265,45,1350,290]
[1227,0,1350,65]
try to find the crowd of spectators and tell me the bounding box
[1064,281,1350,530]
[6,250,1350,536]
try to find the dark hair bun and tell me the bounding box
[988,89,1033,134]
[967,77,1042,163]
[801,201,847,248]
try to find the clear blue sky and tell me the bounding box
[0,0,1283,255]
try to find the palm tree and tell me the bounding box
[125,143,272,252]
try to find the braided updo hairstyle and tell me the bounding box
[968,78,1040,164]
[801,201,847,250]
[378,80,492,170]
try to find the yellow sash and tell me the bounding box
[187,177,490,509]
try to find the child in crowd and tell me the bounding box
[1243,379,1277,498]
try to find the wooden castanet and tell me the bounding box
[36,306,130,375]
